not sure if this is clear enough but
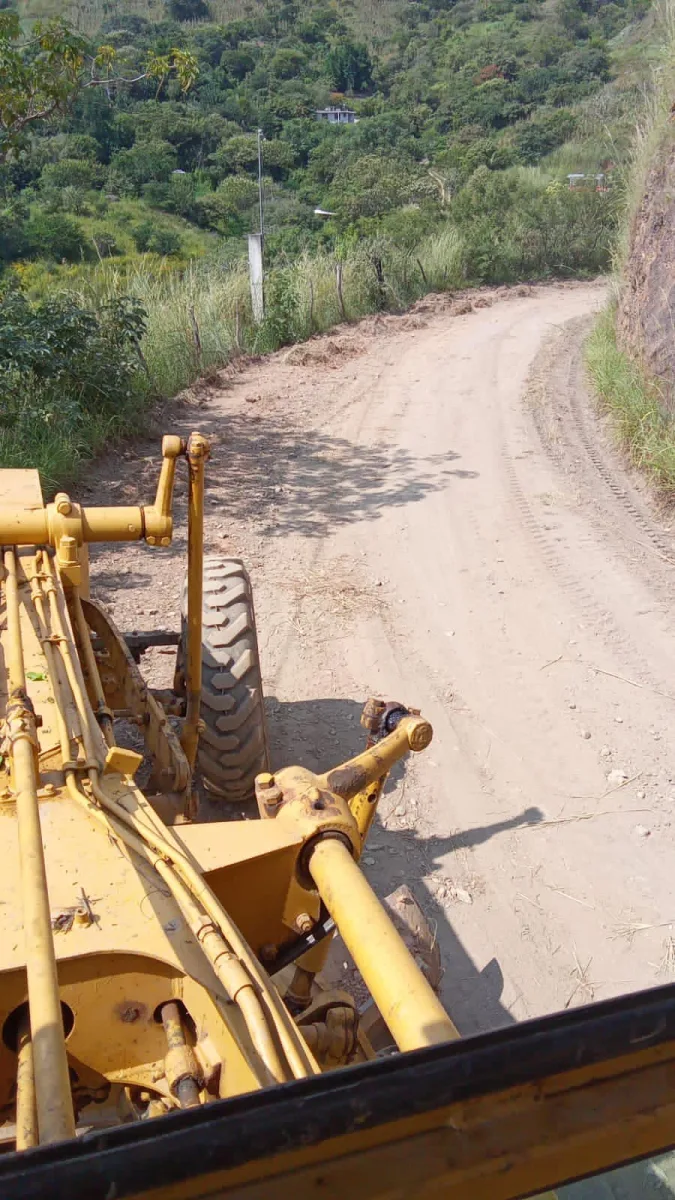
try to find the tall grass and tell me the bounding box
[614,0,675,269]
[583,0,675,497]
[0,227,467,493]
[586,307,675,496]
[62,228,466,402]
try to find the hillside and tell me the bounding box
[0,0,663,489]
[1,0,655,289]
[582,0,675,499]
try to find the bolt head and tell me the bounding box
[295,912,314,935]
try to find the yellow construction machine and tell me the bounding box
[1,434,675,1200]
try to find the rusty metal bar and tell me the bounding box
[40,552,103,769]
[26,566,73,766]
[15,1013,37,1151]
[160,1003,202,1110]
[180,433,209,768]
[318,714,432,801]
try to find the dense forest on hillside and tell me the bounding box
[0,0,656,484]
[2,0,648,281]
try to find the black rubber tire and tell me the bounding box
[181,557,269,802]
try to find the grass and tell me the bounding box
[0,226,466,492]
[63,227,466,398]
[14,198,217,301]
[586,306,675,497]
[582,0,675,499]
[16,0,405,41]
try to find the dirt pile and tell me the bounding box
[617,136,675,412]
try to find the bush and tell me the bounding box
[23,212,88,263]
[0,291,148,487]
[132,222,182,255]
[132,220,155,252]
[148,228,183,256]
[450,166,616,282]
[0,196,30,263]
[40,158,100,192]
[92,229,120,258]
[513,110,577,164]
[166,172,197,218]
[59,185,89,215]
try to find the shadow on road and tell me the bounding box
[197,408,480,537]
[267,692,675,1199]
[87,408,479,542]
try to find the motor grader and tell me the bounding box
[1,434,675,1200]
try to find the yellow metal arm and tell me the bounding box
[257,699,453,1054]
[308,838,458,1051]
[0,434,186,550]
[1,550,75,1144]
[318,712,432,801]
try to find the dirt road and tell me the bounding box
[90,279,675,1038]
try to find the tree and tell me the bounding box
[329,154,415,221]
[209,134,296,180]
[166,0,210,22]
[269,48,307,80]
[220,47,257,82]
[324,41,373,92]
[0,194,30,263]
[40,157,100,190]
[108,139,178,194]
[0,12,197,163]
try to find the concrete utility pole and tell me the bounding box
[247,233,264,324]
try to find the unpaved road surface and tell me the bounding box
[89,279,675,1045]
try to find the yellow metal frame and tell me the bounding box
[0,434,451,1150]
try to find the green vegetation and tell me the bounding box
[0,290,148,486]
[4,225,466,484]
[1,0,644,281]
[586,306,675,497]
[0,0,660,488]
[583,0,675,497]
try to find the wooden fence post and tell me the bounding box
[336,262,347,321]
[189,305,202,370]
